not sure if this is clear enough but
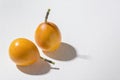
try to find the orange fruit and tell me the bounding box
[35,9,61,52]
[9,38,55,66]
[9,38,39,66]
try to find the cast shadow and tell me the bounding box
[44,42,77,61]
[16,59,50,75]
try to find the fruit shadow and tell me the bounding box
[16,59,51,75]
[44,42,77,61]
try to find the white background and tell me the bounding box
[0,0,120,80]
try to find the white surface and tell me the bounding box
[0,0,120,80]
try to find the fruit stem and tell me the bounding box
[40,56,55,65]
[45,9,51,23]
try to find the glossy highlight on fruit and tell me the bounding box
[9,38,39,66]
[35,9,61,52]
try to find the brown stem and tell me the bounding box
[40,56,55,65]
[45,9,51,23]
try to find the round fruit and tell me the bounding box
[35,9,61,52]
[9,38,39,66]
[9,38,55,66]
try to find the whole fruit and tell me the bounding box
[9,38,54,66]
[35,9,61,52]
[9,38,39,66]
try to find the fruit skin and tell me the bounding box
[35,22,61,52]
[9,38,39,66]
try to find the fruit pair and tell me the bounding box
[9,9,61,66]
